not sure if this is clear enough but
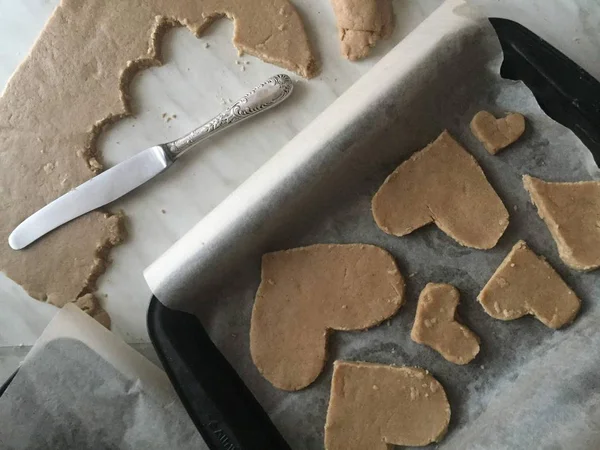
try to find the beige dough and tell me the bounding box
[324,361,451,450]
[470,110,526,155]
[330,0,394,60]
[250,244,405,391]
[0,0,316,307]
[524,175,600,271]
[372,131,509,249]
[72,294,111,329]
[411,283,480,365]
[478,240,581,329]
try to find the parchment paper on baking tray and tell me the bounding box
[145,0,600,448]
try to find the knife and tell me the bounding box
[9,74,294,250]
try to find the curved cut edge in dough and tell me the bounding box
[0,0,317,309]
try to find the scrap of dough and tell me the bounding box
[470,111,526,155]
[324,361,451,450]
[72,294,111,329]
[478,240,581,329]
[524,175,600,271]
[330,0,394,60]
[411,283,480,365]
[0,0,316,306]
[372,131,509,249]
[250,244,405,391]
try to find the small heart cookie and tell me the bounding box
[470,110,526,155]
[411,283,480,365]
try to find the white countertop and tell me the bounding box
[0,0,444,354]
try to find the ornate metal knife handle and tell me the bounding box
[166,74,294,159]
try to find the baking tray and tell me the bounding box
[145,12,600,450]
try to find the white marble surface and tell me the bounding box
[0,0,444,351]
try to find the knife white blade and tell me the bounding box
[9,146,172,250]
[8,74,294,250]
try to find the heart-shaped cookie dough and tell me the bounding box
[478,240,581,329]
[325,361,451,450]
[470,110,526,154]
[250,244,405,391]
[524,175,600,271]
[372,131,509,249]
[411,283,480,365]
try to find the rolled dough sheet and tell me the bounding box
[478,240,581,329]
[411,283,480,365]
[0,0,316,308]
[524,175,600,271]
[250,244,405,391]
[372,131,509,249]
[330,0,394,60]
[324,361,450,450]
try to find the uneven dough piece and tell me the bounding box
[411,283,480,365]
[72,294,111,329]
[470,111,526,155]
[0,0,316,306]
[250,244,405,391]
[330,0,394,60]
[524,175,600,271]
[478,241,581,329]
[372,131,509,249]
[325,361,451,450]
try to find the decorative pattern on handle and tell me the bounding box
[166,74,294,159]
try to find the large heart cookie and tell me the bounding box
[372,131,509,249]
[250,244,405,391]
[478,240,581,329]
[470,110,526,154]
[411,283,480,365]
[325,361,451,450]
